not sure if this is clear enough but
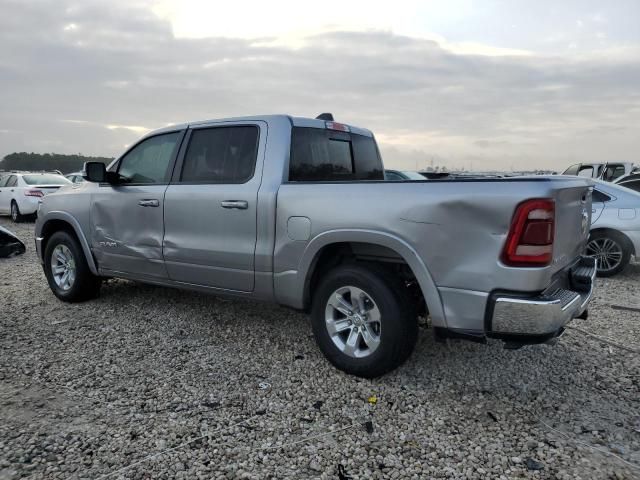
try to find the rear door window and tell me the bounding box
[289,127,383,181]
[179,126,259,183]
[603,164,626,181]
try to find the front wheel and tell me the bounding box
[44,231,101,302]
[311,263,417,378]
[586,230,631,277]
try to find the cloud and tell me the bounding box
[0,0,639,172]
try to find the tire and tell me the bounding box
[311,263,418,378]
[10,201,23,223]
[586,230,632,277]
[44,231,101,302]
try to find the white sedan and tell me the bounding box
[0,172,71,222]
[587,180,640,276]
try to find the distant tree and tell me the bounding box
[0,152,114,174]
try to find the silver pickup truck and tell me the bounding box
[35,114,596,377]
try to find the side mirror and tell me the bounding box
[83,162,106,183]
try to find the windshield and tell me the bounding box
[22,174,71,185]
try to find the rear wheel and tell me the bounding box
[10,201,23,223]
[44,231,101,302]
[311,263,417,378]
[586,230,631,277]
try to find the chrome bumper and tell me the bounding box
[490,256,596,336]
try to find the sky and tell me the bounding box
[1,0,639,171]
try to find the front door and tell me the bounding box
[91,130,184,279]
[163,122,265,292]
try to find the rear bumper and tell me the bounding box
[488,256,596,337]
[17,196,39,215]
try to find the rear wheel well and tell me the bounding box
[304,242,426,316]
[590,227,635,255]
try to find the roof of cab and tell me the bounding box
[143,114,373,138]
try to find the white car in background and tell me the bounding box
[65,172,85,184]
[563,162,638,182]
[587,180,640,276]
[0,172,71,222]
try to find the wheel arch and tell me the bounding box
[589,227,635,255]
[281,229,446,328]
[39,212,98,275]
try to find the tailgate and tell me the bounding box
[551,180,592,273]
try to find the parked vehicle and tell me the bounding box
[0,172,71,222]
[65,172,85,184]
[384,170,426,181]
[586,180,640,276]
[35,114,596,377]
[563,162,637,182]
[614,173,640,193]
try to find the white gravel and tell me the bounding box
[0,217,639,479]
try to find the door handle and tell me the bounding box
[221,200,248,210]
[138,199,160,207]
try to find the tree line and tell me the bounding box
[0,152,114,174]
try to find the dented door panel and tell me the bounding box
[91,184,168,278]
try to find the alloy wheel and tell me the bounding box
[324,286,382,358]
[586,237,623,274]
[50,244,77,291]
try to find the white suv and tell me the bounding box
[0,172,71,222]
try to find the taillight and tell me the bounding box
[24,189,44,197]
[502,199,555,267]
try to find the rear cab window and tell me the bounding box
[288,126,383,181]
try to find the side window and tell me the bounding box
[385,171,403,181]
[577,166,594,177]
[0,176,8,187]
[604,165,626,181]
[6,176,17,187]
[289,127,383,181]
[180,126,259,183]
[592,190,611,202]
[117,132,181,184]
[563,164,580,175]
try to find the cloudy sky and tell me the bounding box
[1,0,639,171]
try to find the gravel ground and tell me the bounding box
[0,217,639,480]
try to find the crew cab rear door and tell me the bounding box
[90,130,184,279]
[162,121,266,292]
